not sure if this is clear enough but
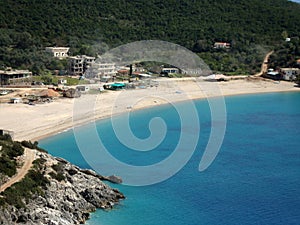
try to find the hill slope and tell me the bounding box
[0,0,300,74]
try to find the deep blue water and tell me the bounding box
[40,92,300,225]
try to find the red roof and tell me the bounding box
[118,70,129,74]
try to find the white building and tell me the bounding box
[85,62,117,80]
[161,68,180,74]
[280,68,300,81]
[10,97,22,104]
[46,47,69,59]
[214,42,231,49]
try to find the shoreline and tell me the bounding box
[0,78,299,142]
[36,89,300,142]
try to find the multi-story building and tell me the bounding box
[45,47,69,59]
[85,61,117,81]
[68,55,95,76]
[280,68,300,81]
[0,68,32,85]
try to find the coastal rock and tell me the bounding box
[0,151,125,225]
[106,175,123,184]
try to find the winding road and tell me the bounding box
[0,148,35,193]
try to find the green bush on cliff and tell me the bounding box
[0,137,50,209]
[21,140,48,153]
[0,169,50,209]
[0,156,17,177]
[0,137,24,177]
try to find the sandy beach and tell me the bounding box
[0,77,299,141]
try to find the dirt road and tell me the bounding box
[254,50,274,77]
[0,148,35,193]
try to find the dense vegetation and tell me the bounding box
[0,158,49,209]
[0,135,49,209]
[0,0,300,74]
[0,135,24,177]
[269,38,300,70]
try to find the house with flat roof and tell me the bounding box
[85,61,117,81]
[214,42,231,49]
[0,68,32,85]
[161,68,180,75]
[46,47,69,59]
[280,68,300,81]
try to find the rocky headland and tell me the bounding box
[0,148,125,225]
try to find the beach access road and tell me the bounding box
[254,50,274,77]
[0,148,36,193]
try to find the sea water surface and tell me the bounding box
[40,92,300,225]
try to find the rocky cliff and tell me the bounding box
[0,150,125,225]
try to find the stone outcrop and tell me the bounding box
[0,151,125,225]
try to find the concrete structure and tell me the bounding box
[10,98,22,104]
[76,85,90,92]
[0,68,32,85]
[280,68,300,81]
[68,55,95,76]
[46,47,69,59]
[265,71,281,80]
[161,68,180,75]
[214,42,231,49]
[85,62,117,80]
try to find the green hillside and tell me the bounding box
[0,0,300,74]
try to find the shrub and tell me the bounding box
[0,156,17,177]
[1,169,50,209]
[0,134,12,142]
[49,171,65,181]
[21,140,37,149]
[21,140,48,153]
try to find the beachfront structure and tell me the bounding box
[280,68,300,81]
[10,97,22,104]
[161,68,180,74]
[265,71,281,80]
[76,85,90,92]
[0,68,32,86]
[45,47,69,59]
[68,55,95,76]
[85,62,117,81]
[214,42,231,49]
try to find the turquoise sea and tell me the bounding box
[40,92,300,225]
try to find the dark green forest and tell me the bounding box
[0,0,300,74]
